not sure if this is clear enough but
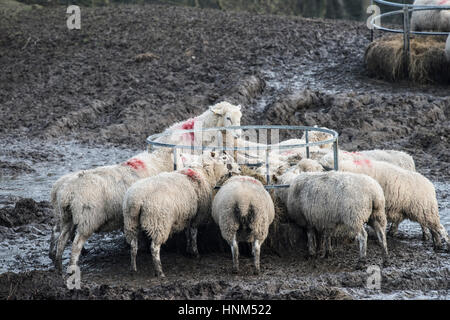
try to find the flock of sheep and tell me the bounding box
[49,101,449,277]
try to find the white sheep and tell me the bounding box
[123,152,238,277]
[411,0,450,32]
[157,101,243,146]
[320,149,416,171]
[339,159,449,251]
[211,175,275,274]
[50,148,178,272]
[273,160,389,267]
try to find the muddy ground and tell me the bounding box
[0,4,449,300]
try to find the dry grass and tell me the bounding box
[365,34,450,84]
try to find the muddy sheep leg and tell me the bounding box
[55,223,74,272]
[326,234,333,257]
[429,223,443,252]
[130,237,138,272]
[438,224,449,252]
[388,220,401,238]
[189,227,199,258]
[252,239,261,275]
[150,241,165,278]
[49,225,60,262]
[229,234,239,274]
[306,226,317,257]
[355,228,368,270]
[69,232,88,269]
[371,220,389,266]
[421,225,431,242]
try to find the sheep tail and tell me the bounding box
[234,203,256,231]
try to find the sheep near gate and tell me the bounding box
[365,35,450,83]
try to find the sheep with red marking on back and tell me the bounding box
[49,148,181,272]
[122,152,239,277]
[157,101,243,146]
[339,159,449,251]
[211,175,275,275]
[320,149,416,171]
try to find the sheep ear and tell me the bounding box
[237,104,242,111]
[209,103,225,115]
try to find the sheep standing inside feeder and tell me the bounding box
[157,101,243,146]
[211,175,275,275]
[339,159,449,251]
[411,0,450,32]
[123,152,239,277]
[273,160,389,267]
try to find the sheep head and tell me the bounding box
[209,101,242,138]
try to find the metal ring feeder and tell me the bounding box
[147,125,339,190]
[369,0,450,74]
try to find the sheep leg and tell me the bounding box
[49,225,60,262]
[388,220,400,237]
[306,227,317,257]
[429,225,443,251]
[252,239,261,275]
[230,235,239,274]
[355,228,368,269]
[421,226,431,242]
[54,223,74,272]
[439,224,449,252]
[130,237,138,272]
[189,227,199,258]
[69,232,88,269]
[371,221,389,266]
[150,241,165,278]
[326,235,333,257]
[318,232,328,258]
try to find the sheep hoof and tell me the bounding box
[156,272,166,278]
[253,269,260,276]
[382,258,390,268]
[232,268,239,275]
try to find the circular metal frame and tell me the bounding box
[147,125,340,189]
[369,0,450,76]
[371,0,450,36]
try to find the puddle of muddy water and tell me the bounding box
[0,139,139,203]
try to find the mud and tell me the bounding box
[0,4,449,300]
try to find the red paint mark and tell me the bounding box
[239,177,260,185]
[281,150,295,156]
[181,168,200,181]
[123,158,146,170]
[351,151,363,156]
[181,118,196,141]
[353,159,371,167]
[439,0,450,5]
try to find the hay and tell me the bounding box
[365,34,450,84]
